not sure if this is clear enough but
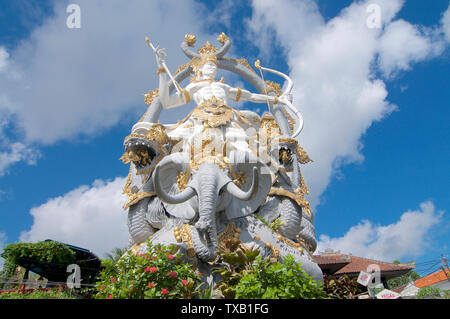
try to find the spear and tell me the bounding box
[145,36,183,95]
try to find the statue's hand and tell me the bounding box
[154,46,167,68]
[279,93,293,105]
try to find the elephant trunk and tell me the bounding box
[194,168,219,262]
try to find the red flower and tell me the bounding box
[150,267,157,273]
[144,266,151,272]
[108,294,113,299]
[147,282,155,288]
[110,277,117,283]
[161,288,169,295]
[171,271,177,278]
[181,280,188,286]
[167,254,174,260]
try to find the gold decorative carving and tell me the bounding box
[264,80,282,96]
[184,34,196,47]
[174,62,191,75]
[197,41,218,55]
[144,88,159,106]
[217,32,229,46]
[235,87,242,102]
[268,187,312,218]
[296,144,312,164]
[175,224,196,258]
[191,97,234,127]
[275,231,304,254]
[223,57,256,73]
[157,67,166,75]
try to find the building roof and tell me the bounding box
[414,268,450,288]
[314,251,415,279]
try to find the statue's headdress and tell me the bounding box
[181,33,231,76]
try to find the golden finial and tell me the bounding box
[184,34,196,47]
[217,32,229,46]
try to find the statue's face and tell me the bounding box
[199,62,217,79]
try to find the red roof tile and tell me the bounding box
[314,252,415,277]
[415,268,450,288]
[334,256,414,275]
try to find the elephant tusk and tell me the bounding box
[154,164,196,204]
[226,167,259,201]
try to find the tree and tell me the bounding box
[387,260,420,289]
[104,247,127,262]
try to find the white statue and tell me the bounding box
[120,33,322,284]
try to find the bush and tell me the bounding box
[234,255,326,299]
[0,287,76,299]
[214,239,326,299]
[323,275,366,299]
[95,241,203,299]
[416,286,446,299]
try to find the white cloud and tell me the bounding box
[0,142,40,176]
[0,47,8,72]
[19,177,128,258]
[0,1,209,142]
[0,0,212,175]
[377,20,436,77]
[442,4,450,43]
[317,201,444,261]
[248,0,449,208]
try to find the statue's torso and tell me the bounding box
[187,81,230,105]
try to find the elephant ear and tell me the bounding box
[153,152,197,220]
[225,150,273,220]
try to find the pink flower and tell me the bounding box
[171,271,177,278]
[108,294,113,299]
[145,266,157,273]
[167,254,174,260]
[147,282,155,288]
[161,288,169,295]
[181,280,188,286]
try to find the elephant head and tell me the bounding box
[152,151,271,262]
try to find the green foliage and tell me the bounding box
[269,217,285,232]
[0,287,77,299]
[1,241,76,264]
[387,270,420,289]
[104,247,127,262]
[235,255,326,299]
[0,241,76,289]
[416,286,447,299]
[214,239,326,299]
[95,240,203,299]
[323,275,365,299]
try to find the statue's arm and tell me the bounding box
[158,73,190,109]
[155,49,189,109]
[228,87,279,104]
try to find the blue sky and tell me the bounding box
[0,0,449,277]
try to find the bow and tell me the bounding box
[254,60,303,138]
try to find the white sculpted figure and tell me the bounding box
[121,33,323,284]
